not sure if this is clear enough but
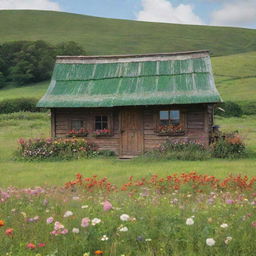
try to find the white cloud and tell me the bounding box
[0,0,61,11]
[211,0,256,27]
[137,0,204,25]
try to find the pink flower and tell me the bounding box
[81,217,90,228]
[60,228,68,235]
[38,243,46,247]
[103,201,112,211]
[26,243,36,249]
[251,221,256,227]
[54,221,64,230]
[46,217,54,224]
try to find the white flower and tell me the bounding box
[63,211,73,218]
[91,218,101,225]
[224,236,232,244]
[186,218,194,225]
[81,205,89,209]
[206,238,216,246]
[120,214,130,221]
[119,226,128,232]
[101,235,109,241]
[145,238,152,242]
[220,223,228,228]
[72,196,80,200]
[72,228,80,233]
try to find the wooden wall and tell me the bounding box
[51,104,213,155]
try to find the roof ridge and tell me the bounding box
[56,50,210,61]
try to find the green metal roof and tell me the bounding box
[37,51,222,108]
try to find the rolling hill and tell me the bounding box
[0,10,256,56]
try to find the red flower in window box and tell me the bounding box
[154,124,185,136]
[92,129,112,137]
[67,128,88,137]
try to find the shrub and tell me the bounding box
[241,102,256,115]
[98,150,116,157]
[0,98,44,114]
[215,101,243,117]
[17,137,97,160]
[144,141,211,161]
[211,133,246,159]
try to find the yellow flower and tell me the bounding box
[83,253,90,256]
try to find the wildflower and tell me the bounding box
[0,220,5,227]
[103,201,112,211]
[220,223,228,228]
[83,253,90,256]
[101,235,109,241]
[251,221,256,227]
[46,217,54,224]
[64,211,73,218]
[5,228,14,236]
[118,226,128,232]
[72,196,80,200]
[186,218,194,225]
[136,236,144,241]
[21,212,27,218]
[72,228,80,233]
[120,214,130,221]
[206,238,216,246]
[81,205,89,209]
[95,250,103,255]
[38,243,46,247]
[224,236,232,244]
[92,218,101,226]
[54,221,64,230]
[145,238,152,242]
[225,199,234,205]
[60,229,68,235]
[81,218,90,227]
[208,217,213,223]
[26,243,36,249]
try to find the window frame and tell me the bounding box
[95,115,109,130]
[70,119,85,131]
[159,109,181,126]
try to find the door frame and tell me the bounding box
[119,107,144,157]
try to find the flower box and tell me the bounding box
[92,129,112,138]
[154,124,185,136]
[66,128,88,138]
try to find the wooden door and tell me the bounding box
[120,109,144,157]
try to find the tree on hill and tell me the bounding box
[0,40,86,87]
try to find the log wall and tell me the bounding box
[51,104,213,155]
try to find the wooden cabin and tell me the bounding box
[37,50,222,158]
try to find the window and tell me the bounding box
[95,116,108,130]
[160,110,180,126]
[71,120,84,130]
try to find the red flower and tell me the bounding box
[38,243,46,247]
[0,220,4,227]
[5,228,14,236]
[26,243,36,249]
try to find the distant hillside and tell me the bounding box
[0,10,256,56]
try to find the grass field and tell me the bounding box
[0,112,255,188]
[1,10,256,56]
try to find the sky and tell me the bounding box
[0,0,255,29]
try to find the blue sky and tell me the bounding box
[0,0,255,29]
